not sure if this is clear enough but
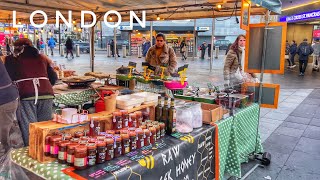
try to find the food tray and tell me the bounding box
[62,79,96,89]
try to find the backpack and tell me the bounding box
[301,45,310,56]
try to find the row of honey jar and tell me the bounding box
[111,110,150,130]
[44,121,165,170]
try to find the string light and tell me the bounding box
[217,4,222,9]
[156,15,160,21]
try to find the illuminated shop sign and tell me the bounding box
[280,10,320,22]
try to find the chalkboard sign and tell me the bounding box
[244,22,287,74]
[67,125,217,180]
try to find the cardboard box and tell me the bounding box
[201,103,224,124]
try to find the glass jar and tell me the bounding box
[58,141,70,164]
[136,129,144,149]
[139,125,147,129]
[70,138,80,143]
[144,129,151,146]
[113,112,122,130]
[120,130,129,135]
[89,138,97,143]
[114,136,122,158]
[50,136,62,158]
[129,113,137,128]
[44,135,51,156]
[79,140,88,145]
[106,130,115,135]
[74,131,84,138]
[159,122,165,138]
[142,111,150,122]
[89,118,101,137]
[135,111,143,127]
[121,134,130,154]
[96,141,106,164]
[105,138,114,161]
[149,127,156,144]
[97,136,106,142]
[87,143,97,166]
[67,143,79,166]
[74,145,88,170]
[154,125,161,140]
[63,133,72,141]
[121,110,129,128]
[129,132,137,151]
[80,136,90,141]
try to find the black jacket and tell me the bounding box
[65,39,73,50]
[297,42,314,61]
[289,43,297,55]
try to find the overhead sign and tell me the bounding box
[280,10,320,23]
[196,27,209,31]
[118,26,133,30]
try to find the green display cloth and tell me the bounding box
[216,103,263,179]
[54,89,95,106]
[11,148,74,180]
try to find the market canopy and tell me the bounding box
[0,0,282,23]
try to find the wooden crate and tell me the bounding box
[29,103,155,163]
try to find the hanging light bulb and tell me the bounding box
[217,4,222,9]
[109,16,113,21]
[73,20,76,24]
[78,28,82,32]
[18,21,22,25]
[74,27,77,30]
[156,15,161,21]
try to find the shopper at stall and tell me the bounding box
[65,37,74,59]
[142,37,151,57]
[200,41,207,59]
[145,33,177,76]
[180,40,187,61]
[312,39,320,72]
[289,40,297,68]
[47,37,56,56]
[0,59,24,157]
[223,34,257,87]
[4,38,57,145]
[297,39,314,76]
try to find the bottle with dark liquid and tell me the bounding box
[167,98,176,135]
[161,97,169,123]
[155,96,163,122]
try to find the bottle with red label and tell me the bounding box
[129,113,137,128]
[105,138,114,161]
[121,110,129,128]
[144,129,151,146]
[114,136,122,158]
[135,111,143,127]
[129,131,137,151]
[136,129,144,149]
[121,134,130,154]
[149,127,156,144]
[112,112,122,130]
[87,143,97,166]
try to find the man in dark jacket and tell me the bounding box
[142,37,151,57]
[65,37,74,59]
[289,40,297,68]
[297,39,314,76]
[200,41,207,59]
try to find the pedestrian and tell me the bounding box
[65,37,74,59]
[109,40,120,57]
[152,36,156,46]
[142,37,151,57]
[36,39,40,50]
[5,35,12,55]
[285,40,291,67]
[145,33,177,76]
[297,38,314,76]
[200,41,207,59]
[289,40,297,68]
[180,40,187,61]
[39,38,45,53]
[0,58,24,158]
[4,38,57,145]
[47,37,56,56]
[312,39,320,72]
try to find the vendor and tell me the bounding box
[4,38,58,146]
[145,33,177,76]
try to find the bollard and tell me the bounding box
[215,46,219,59]
[137,45,142,58]
[60,44,64,57]
[44,44,49,56]
[107,44,111,57]
[76,44,80,57]
[122,45,126,58]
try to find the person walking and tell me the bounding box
[312,39,320,72]
[0,58,24,157]
[289,40,297,68]
[65,37,74,59]
[180,40,187,61]
[285,40,291,67]
[297,39,314,76]
[109,40,120,57]
[47,37,56,56]
[36,39,41,50]
[4,38,57,145]
[200,41,207,59]
[142,37,151,57]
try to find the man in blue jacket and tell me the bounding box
[47,37,56,56]
[142,37,151,57]
[297,39,314,76]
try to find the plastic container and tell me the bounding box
[186,102,203,128]
[134,92,160,104]
[176,106,193,133]
[164,81,188,90]
[116,95,144,110]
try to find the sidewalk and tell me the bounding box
[238,88,320,180]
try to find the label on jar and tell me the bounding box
[50,145,59,155]
[88,155,96,166]
[108,149,114,159]
[124,119,128,127]
[118,121,122,129]
[147,137,151,144]
[118,146,122,155]
[131,141,137,150]
[74,157,87,167]
[157,131,160,139]
[140,139,144,147]
[45,145,50,153]
[58,151,66,160]
[153,135,157,141]
[124,144,130,153]
[98,152,106,160]
[133,121,137,128]
[67,154,74,163]
[161,129,165,137]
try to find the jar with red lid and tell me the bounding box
[152,121,159,125]
[142,111,150,121]
[144,129,151,146]
[121,134,130,154]
[145,120,152,124]
[80,136,89,141]
[147,123,154,129]
[50,136,62,158]
[120,130,129,134]
[149,127,156,144]
[113,112,122,130]
[136,129,144,149]
[79,140,88,145]
[44,135,52,156]
[67,143,79,166]
[114,136,122,158]
[129,132,137,151]
[89,138,97,143]
[97,136,105,142]
[106,130,115,135]
[154,125,161,140]
[121,110,129,128]
[96,141,106,164]
[159,122,165,138]
[87,143,97,166]
[139,125,147,129]
[70,138,80,143]
[58,141,70,164]
[105,138,114,161]
[129,113,137,127]
[74,145,88,170]
[135,111,143,126]
[74,131,84,138]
